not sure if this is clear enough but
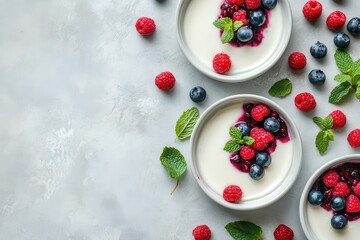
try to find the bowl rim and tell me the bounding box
[189,94,302,210]
[175,0,293,83]
[299,154,360,240]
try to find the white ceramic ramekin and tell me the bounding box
[189,94,302,210]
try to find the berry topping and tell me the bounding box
[213,53,232,74]
[249,9,266,27]
[308,69,326,86]
[245,0,261,10]
[329,110,346,129]
[261,0,277,10]
[192,225,211,240]
[308,190,324,205]
[189,86,207,103]
[294,92,316,112]
[154,71,176,91]
[236,122,251,136]
[347,129,360,148]
[232,10,248,25]
[240,146,256,160]
[135,17,156,36]
[347,17,360,36]
[228,0,245,4]
[326,11,346,31]
[333,182,351,197]
[302,1,322,22]
[346,195,360,213]
[274,224,294,240]
[236,26,254,42]
[263,117,281,133]
[250,127,274,151]
[353,182,360,197]
[334,32,350,49]
[331,215,348,230]
[251,104,270,122]
[255,151,271,167]
[249,164,265,180]
[331,196,346,212]
[322,170,340,188]
[288,52,307,70]
[223,185,243,203]
[310,41,327,59]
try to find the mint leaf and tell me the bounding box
[221,29,234,44]
[230,126,242,140]
[175,107,200,140]
[268,79,292,98]
[334,74,351,83]
[233,21,243,31]
[316,131,330,155]
[224,140,241,153]
[351,59,360,76]
[329,81,352,103]
[213,18,228,29]
[225,221,262,240]
[313,116,333,130]
[325,129,334,141]
[243,136,255,146]
[335,49,353,74]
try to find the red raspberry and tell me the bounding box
[345,194,360,213]
[239,146,256,160]
[302,1,322,22]
[250,128,275,151]
[213,53,232,74]
[294,92,316,112]
[251,104,270,122]
[223,185,243,203]
[333,182,351,197]
[326,11,346,31]
[232,10,248,25]
[135,17,156,35]
[154,71,176,91]
[329,110,346,129]
[192,225,211,240]
[322,170,340,188]
[288,52,307,70]
[274,224,294,240]
[245,0,261,10]
[353,182,360,197]
[347,129,360,148]
[228,0,244,5]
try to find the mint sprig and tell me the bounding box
[223,127,254,153]
[213,17,243,44]
[268,78,292,98]
[175,107,200,140]
[225,221,262,240]
[313,116,334,155]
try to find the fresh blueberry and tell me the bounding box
[255,151,271,167]
[189,86,206,103]
[331,214,348,230]
[236,122,251,136]
[310,41,327,59]
[237,26,253,42]
[249,10,266,27]
[307,190,324,205]
[261,0,277,10]
[308,69,326,86]
[249,164,265,180]
[347,17,360,36]
[263,117,281,133]
[331,196,346,212]
[333,32,350,49]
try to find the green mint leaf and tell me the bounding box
[329,81,352,104]
[351,59,360,75]
[213,18,227,29]
[316,130,330,155]
[233,21,243,31]
[335,49,353,74]
[334,74,352,83]
[325,129,335,141]
[268,79,292,98]
[225,221,262,240]
[230,126,242,140]
[224,140,241,153]
[312,116,333,130]
[243,136,255,146]
[175,107,200,140]
[221,29,234,44]
[160,147,186,181]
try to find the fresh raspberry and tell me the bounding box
[232,10,248,25]
[250,128,275,151]
[192,225,211,240]
[245,0,261,10]
[213,53,232,74]
[239,146,256,160]
[302,1,322,22]
[329,110,347,129]
[333,182,351,197]
[154,71,176,91]
[294,92,316,112]
[353,182,360,197]
[228,0,244,5]
[135,17,156,35]
[326,11,346,31]
[347,129,360,148]
[223,185,243,203]
[322,170,340,188]
[274,224,294,240]
[345,194,360,213]
[288,52,307,70]
[251,104,270,122]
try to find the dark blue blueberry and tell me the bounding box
[331,214,348,230]
[331,197,346,212]
[189,86,206,103]
[236,122,251,136]
[263,117,281,133]
[261,0,277,10]
[237,26,253,42]
[249,164,265,180]
[307,190,324,205]
[333,32,350,49]
[308,69,326,86]
[347,17,360,36]
[255,151,271,167]
[310,41,327,59]
[249,10,266,27]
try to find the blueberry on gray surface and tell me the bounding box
[310,41,327,59]
[237,26,253,42]
[347,17,360,36]
[263,117,281,133]
[333,32,350,49]
[255,151,271,167]
[307,190,324,205]
[331,214,348,230]
[236,122,251,136]
[308,69,326,86]
[261,0,277,10]
[189,86,206,103]
[249,10,266,27]
[249,164,265,180]
[331,196,346,212]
